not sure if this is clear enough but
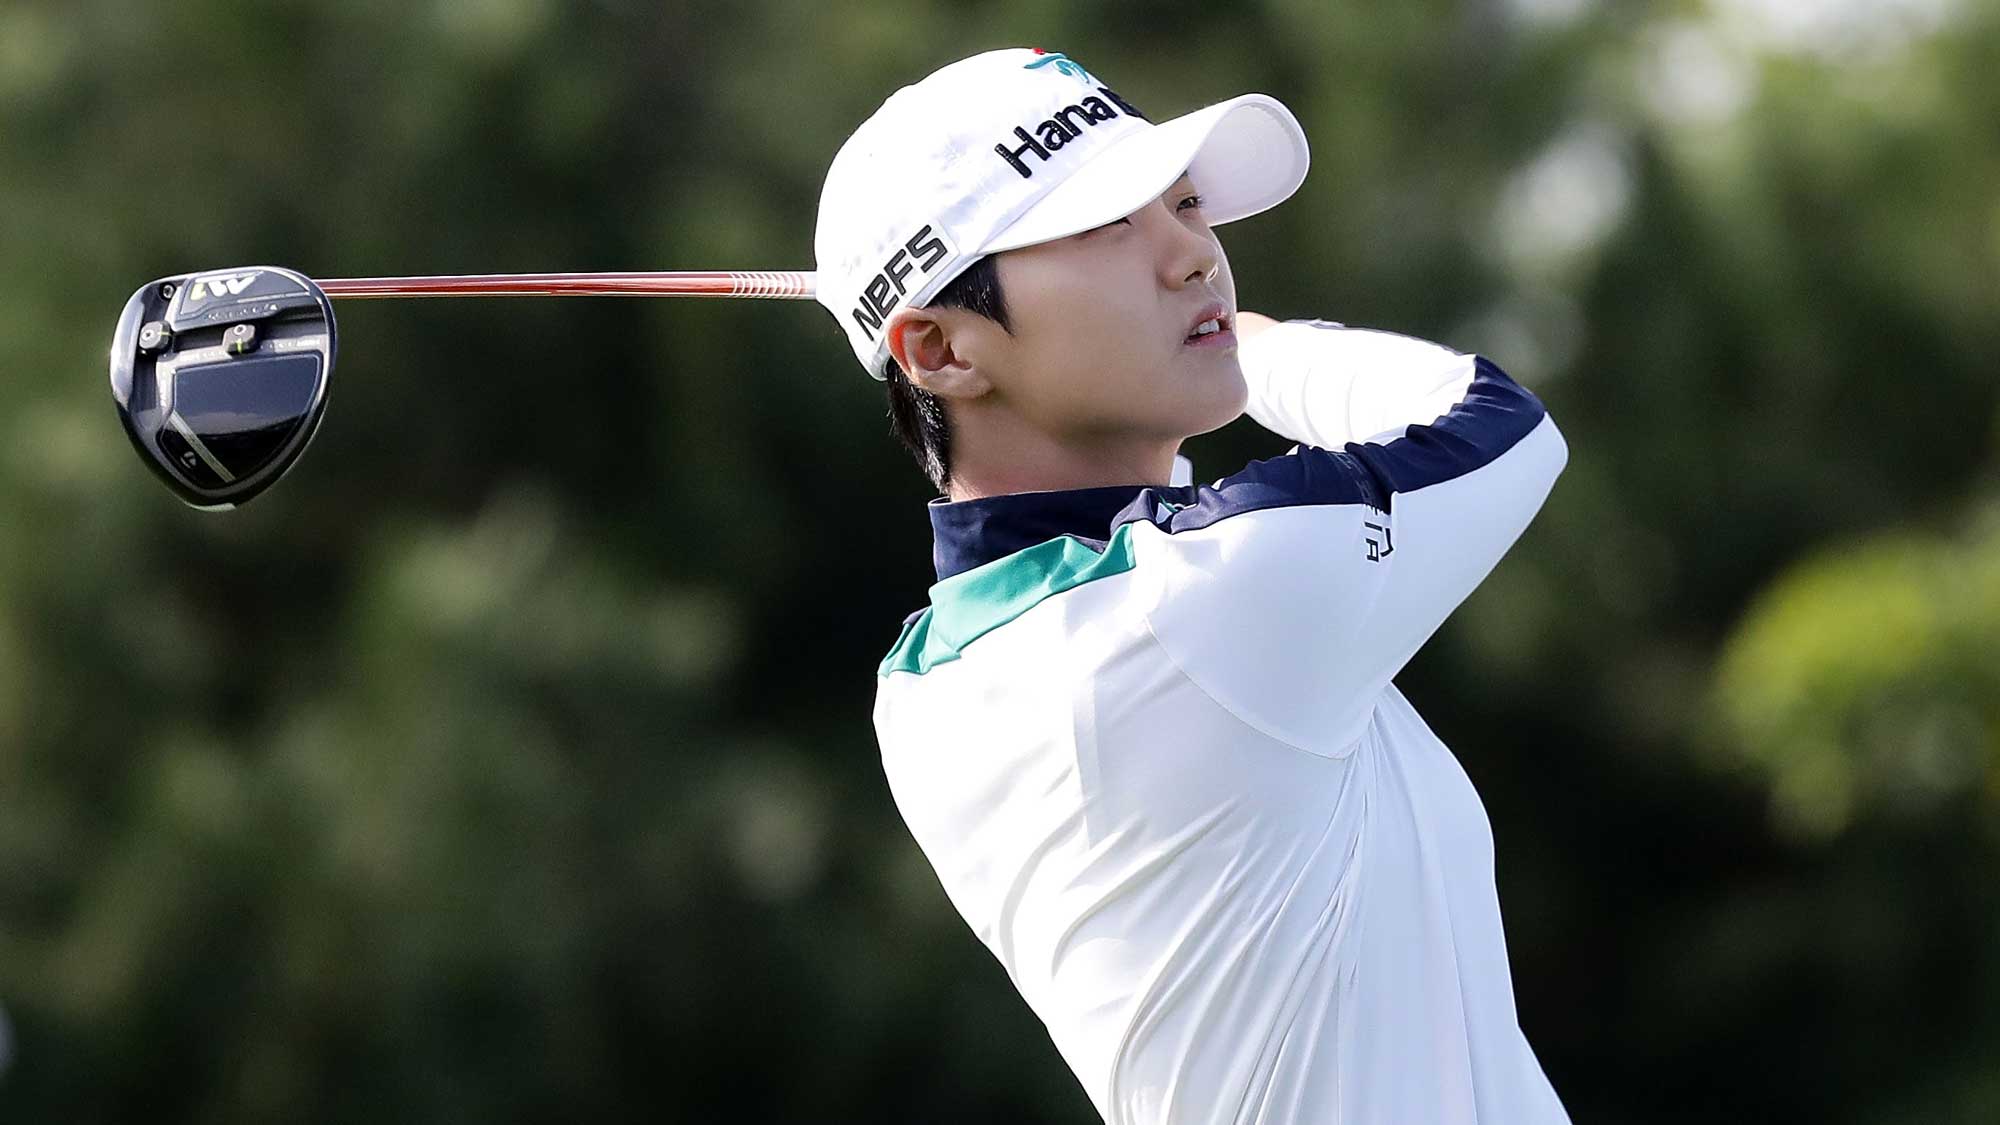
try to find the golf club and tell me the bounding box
[109,266,817,510]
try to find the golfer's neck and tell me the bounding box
[944,418,1180,502]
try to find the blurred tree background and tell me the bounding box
[1,0,1995,1121]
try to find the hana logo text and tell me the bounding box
[992,84,1148,180]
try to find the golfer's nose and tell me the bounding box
[1155,205,1218,289]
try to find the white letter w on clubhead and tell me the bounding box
[189,273,259,301]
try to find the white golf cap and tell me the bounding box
[815,47,1310,378]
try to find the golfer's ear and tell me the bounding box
[887,309,991,400]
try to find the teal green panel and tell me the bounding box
[878,525,1140,677]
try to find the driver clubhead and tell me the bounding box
[109,265,335,511]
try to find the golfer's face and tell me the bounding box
[992,174,1248,443]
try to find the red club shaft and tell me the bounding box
[314,270,818,300]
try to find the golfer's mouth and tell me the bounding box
[1185,306,1235,347]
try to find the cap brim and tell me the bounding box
[981,93,1309,254]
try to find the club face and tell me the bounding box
[109,266,336,511]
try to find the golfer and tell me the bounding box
[815,48,1571,1124]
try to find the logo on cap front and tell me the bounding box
[992,83,1149,181]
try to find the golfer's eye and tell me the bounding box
[1178,193,1207,212]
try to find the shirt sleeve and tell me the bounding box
[1130,322,1567,756]
[1237,319,1488,449]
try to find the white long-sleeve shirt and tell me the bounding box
[873,321,1572,1124]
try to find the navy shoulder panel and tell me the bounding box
[1346,355,1546,495]
[1114,353,1545,536]
[1111,445,1386,536]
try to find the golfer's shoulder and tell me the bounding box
[1136,447,1387,550]
[1109,468,1391,652]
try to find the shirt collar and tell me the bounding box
[928,484,1150,582]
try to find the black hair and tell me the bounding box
[882,254,1010,494]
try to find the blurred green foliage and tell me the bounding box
[1,1,1995,1121]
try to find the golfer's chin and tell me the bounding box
[1170,355,1250,438]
